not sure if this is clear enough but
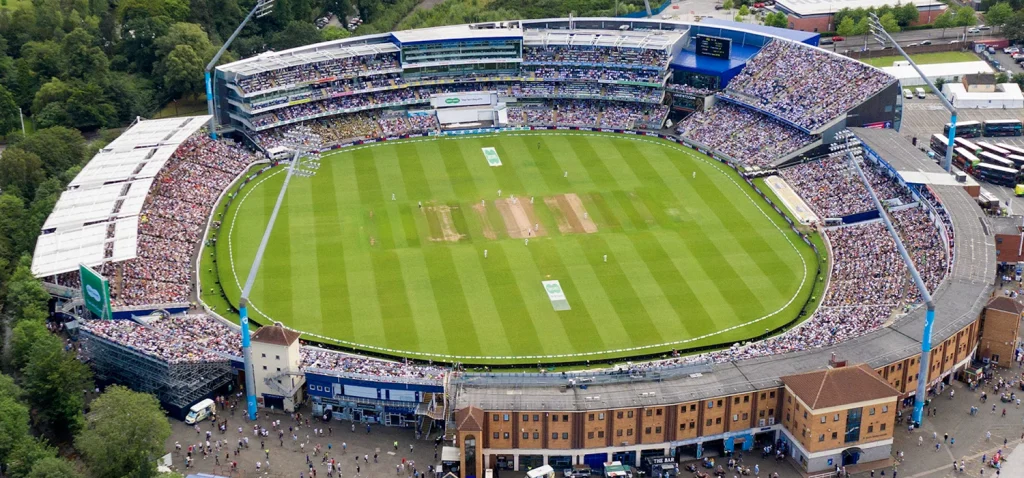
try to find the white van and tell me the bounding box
[915,87,926,98]
[527,465,555,478]
[904,89,913,99]
[185,398,216,424]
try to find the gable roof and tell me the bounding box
[251,323,301,346]
[986,296,1024,315]
[455,406,484,432]
[782,364,898,410]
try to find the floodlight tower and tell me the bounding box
[868,12,957,172]
[237,126,321,420]
[837,130,936,428]
[204,0,274,139]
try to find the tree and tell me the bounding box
[722,0,733,11]
[4,257,49,323]
[934,9,955,37]
[321,26,352,41]
[986,2,1013,33]
[879,12,901,33]
[272,20,323,50]
[0,85,19,136]
[162,45,205,99]
[0,148,46,201]
[154,22,213,60]
[894,3,919,28]
[0,381,30,466]
[26,457,85,478]
[1005,11,1024,42]
[21,332,94,436]
[764,11,788,28]
[837,16,857,37]
[996,72,1010,83]
[76,386,171,478]
[16,126,85,177]
[6,438,57,478]
[60,28,108,81]
[11,320,50,370]
[955,6,978,35]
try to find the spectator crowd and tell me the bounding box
[237,52,401,95]
[723,40,895,131]
[523,44,668,69]
[676,102,814,168]
[781,154,912,219]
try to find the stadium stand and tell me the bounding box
[676,102,815,167]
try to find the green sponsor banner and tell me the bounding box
[80,264,112,319]
[482,147,502,166]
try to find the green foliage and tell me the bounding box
[356,0,418,35]
[0,148,46,200]
[272,20,323,50]
[934,9,955,34]
[0,85,20,136]
[722,0,733,10]
[11,319,49,370]
[763,11,788,28]
[893,3,918,27]
[16,125,85,176]
[6,438,57,478]
[986,2,1013,31]
[60,27,108,81]
[76,386,171,478]
[1004,10,1024,41]
[4,257,49,323]
[163,45,205,98]
[738,5,750,16]
[955,5,978,29]
[1012,72,1024,91]
[321,26,352,41]
[21,330,94,436]
[995,71,1010,83]
[879,12,901,32]
[25,457,85,478]
[0,376,30,466]
[399,0,520,30]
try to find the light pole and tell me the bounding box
[18,107,25,135]
[839,130,936,429]
[869,12,957,173]
[237,126,321,421]
[204,0,274,140]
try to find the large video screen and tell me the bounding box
[696,34,732,60]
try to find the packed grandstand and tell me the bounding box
[35,19,953,389]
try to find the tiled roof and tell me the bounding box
[782,364,898,410]
[251,323,301,346]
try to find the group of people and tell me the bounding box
[523,65,663,84]
[256,111,440,151]
[522,44,668,69]
[300,348,448,383]
[723,39,895,131]
[237,52,402,96]
[676,102,814,168]
[80,315,231,364]
[780,154,913,219]
[112,135,262,307]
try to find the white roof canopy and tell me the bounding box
[523,28,682,51]
[32,116,210,278]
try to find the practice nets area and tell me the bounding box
[210,132,817,364]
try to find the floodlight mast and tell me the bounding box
[237,128,320,421]
[204,0,274,140]
[868,13,957,172]
[841,131,935,428]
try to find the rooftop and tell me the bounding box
[218,41,399,77]
[31,116,210,278]
[986,296,1024,315]
[777,0,944,17]
[523,28,683,51]
[252,323,302,346]
[782,364,898,409]
[392,23,523,45]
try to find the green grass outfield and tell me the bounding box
[209,131,820,364]
[861,51,980,68]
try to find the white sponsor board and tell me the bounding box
[431,93,493,108]
[542,280,570,311]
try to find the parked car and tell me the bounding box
[967,27,981,34]
[714,3,725,9]
[907,43,919,47]
[921,40,933,46]
[832,36,845,42]
[820,37,834,45]
[979,25,992,31]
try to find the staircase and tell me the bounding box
[262,370,305,398]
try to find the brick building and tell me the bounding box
[774,0,946,33]
[978,296,1023,366]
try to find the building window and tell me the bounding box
[882,406,889,413]
[523,414,529,422]
[618,411,624,419]
[523,432,529,439]
[742,413,749,420]
[562,414,568,422]
[552,433,558,440]
[819,434,825,442]
[760,393,766,400]
[261,353,266,358]
[655,426,662,434]
[493,415,498,422]
[707,402,714,409]
[820,417,826,424]
[493,432,499,439]
[645,427,652,434]
[552,415,558,422]
[503,414,510,421]
[588,414,594,421]
[275,355,280,360]
[803,411,808,419]
[770,391,775,398]
[533,432,539,439]
[768,409,774,416]
[276,368,281,372]
[787,396,791,403]
[646,409,652,417]
[734,397,740,404]
[598,413,605,420]
[869,408,875,416]
[868,425,874,434]
[656,409,663,416]
[690,404,697,412]
[588,432,594,439]
[881,423,886,431]
[744,396,750,403]
[715,417,722,425]
[717,400,723,407]
[627,411,634,418]
[533,414,540,421]
[503,432,509,439]
[690,422,696,429]
[598,431,604,438]
[562,433,568,439]
[617,429,623,437]
[831,432,838,440]
[733,414,739,422]
[627,429,633,436]
[262,366,267,370]
[833,414,840,422]
[706,419,712,427]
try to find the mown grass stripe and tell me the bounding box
[525,239,606,353]
[257,174,293,323]
[371,249,419,349]
[395,248,451,354]
[312,161,353,339]
[437,138,481,200]
[413,141,457,202]
[550,239,634,350]
[396,142,433,204]
[287,178,324,332]
[503,135,555,197]
[449,245,519,356]
[497,240,576,355]
[601,233,688,339]
[422,247,483,355]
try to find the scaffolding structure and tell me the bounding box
[79,328,234,409]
